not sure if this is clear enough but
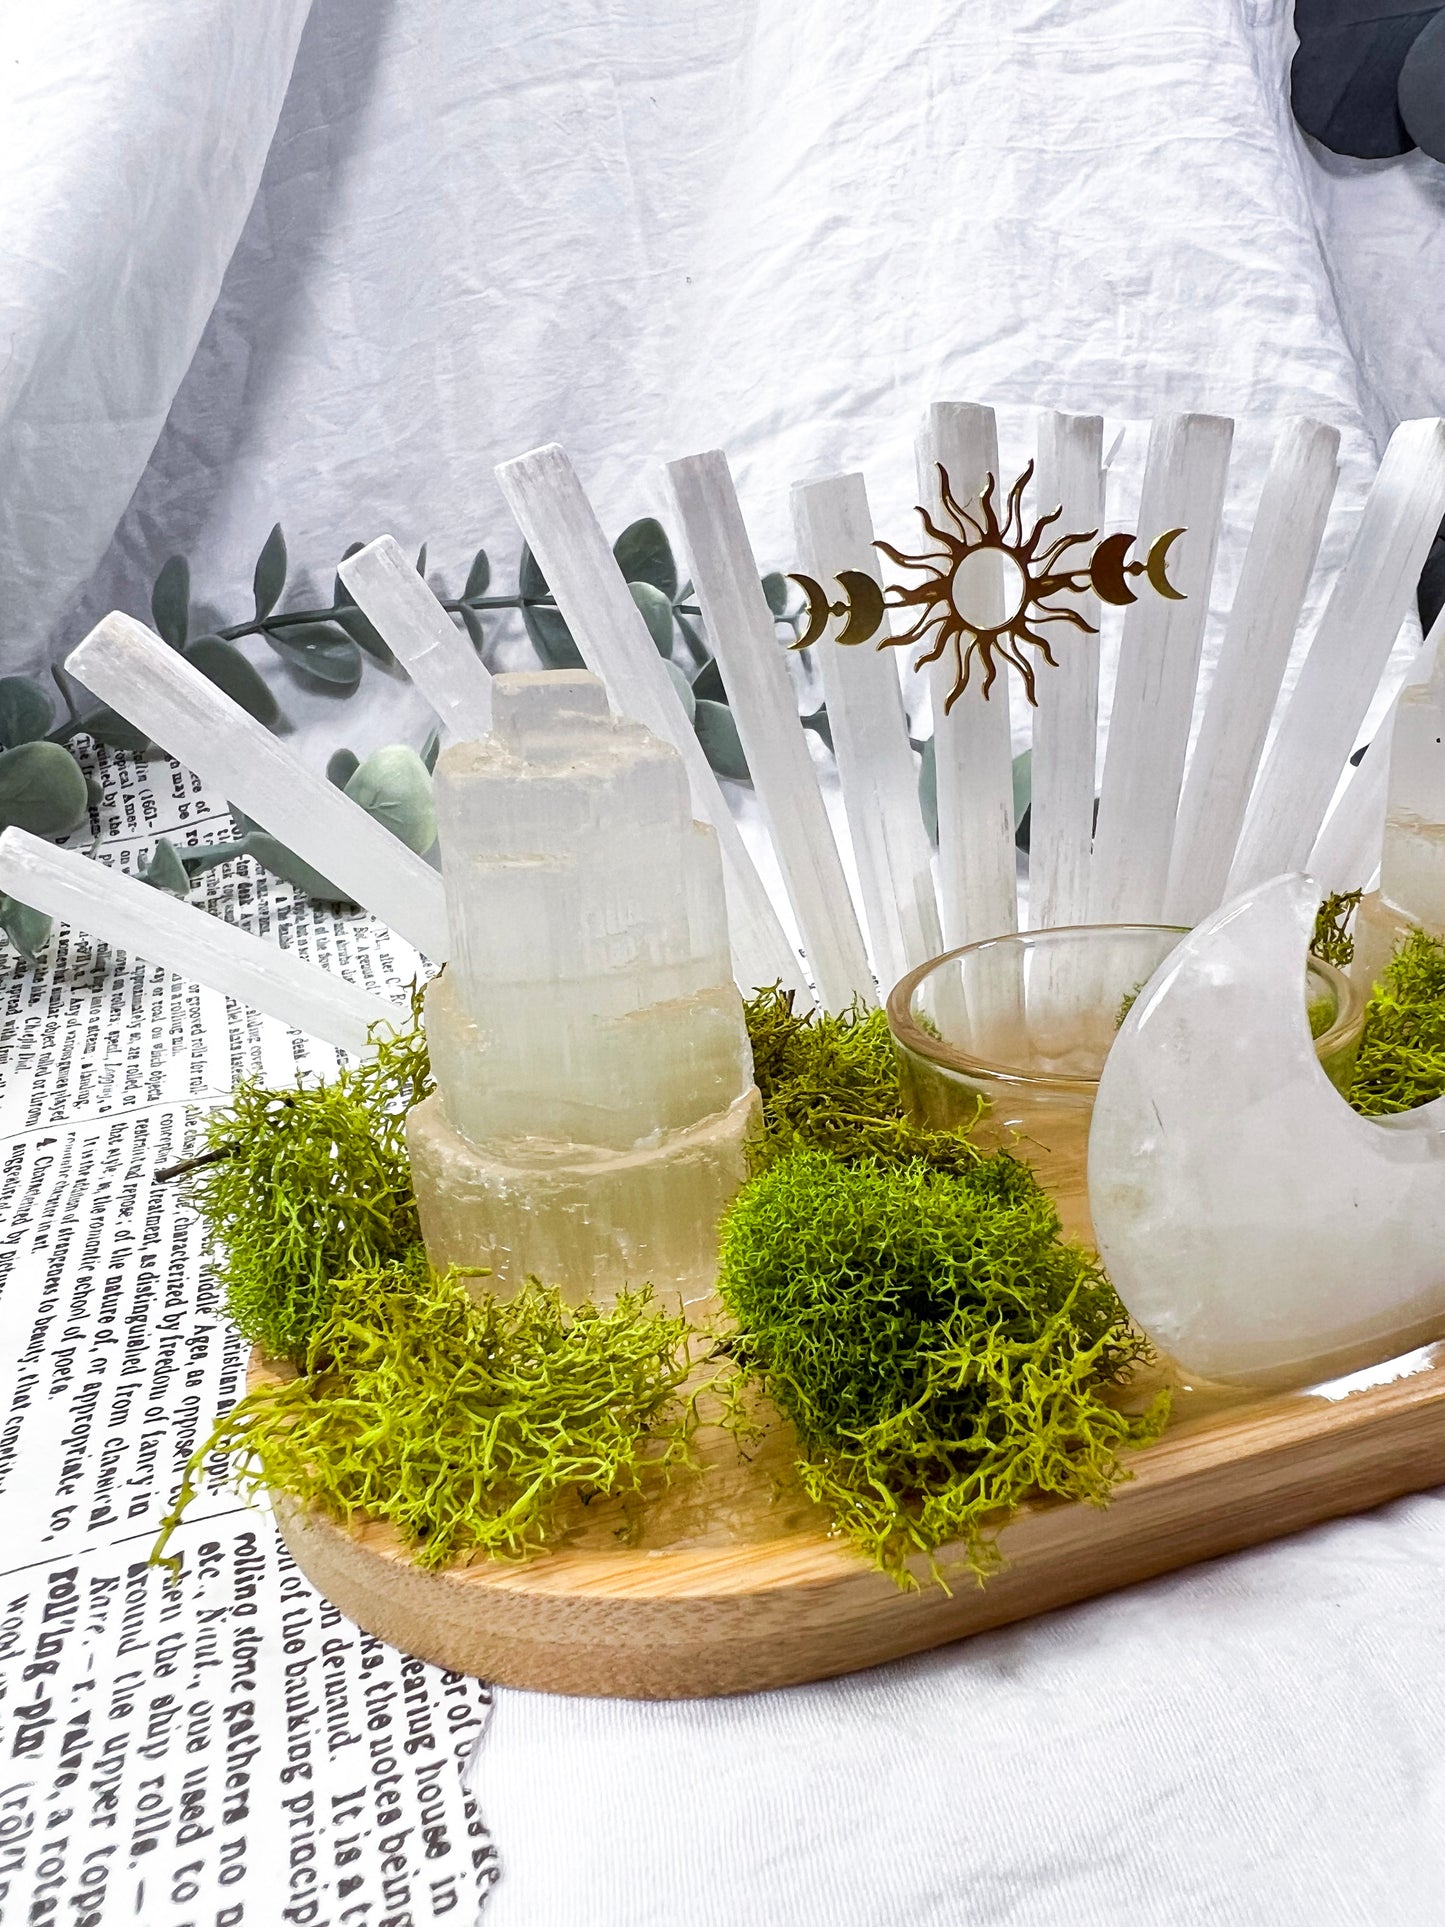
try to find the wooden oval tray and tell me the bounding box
[266,1343,1445,1698]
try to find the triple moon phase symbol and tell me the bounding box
[785,569,887,649]
[790,463,1187,712]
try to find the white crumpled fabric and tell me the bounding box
[5,0,1445,1920]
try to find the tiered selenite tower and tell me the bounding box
[1355,633,1445,987]
[407,669,761,1308]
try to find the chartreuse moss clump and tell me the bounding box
[156,1248,701,1571]
[188,991,431,1360]
[1349,927,1445,1116]
[726,988,1167,1587]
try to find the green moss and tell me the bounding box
[187,990,432,1361]
[1311,889,1363,969]
[743,983,983,1173]
[730,985,1166,1587]
[1348,927,1445,1116]
[718,1147,1167,1587]
[156,1250,700,1572]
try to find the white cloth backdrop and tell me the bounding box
[5,0,1445,1920]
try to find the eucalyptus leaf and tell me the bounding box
[344,745,436,854]
[459,603,485,651]
[464,548,491,599]
[918,735,938,848]
[629,581,674,657]
[327,747,361,790]
[253,523,288,622]
[801,703,833,753]
[1012,749,1032,826]
[0,677,53,750]
[673,612,706,661]
[239,830,354,905]
[179,841,249,879]
[138,837,191,897]
[266,622,364,690]
[761,571,790,618]
[613,519,678,600]
[665,659,697,724]
[516,543,584,668]
[420,727,441,774]
[677,578,694,601]
[150,555,191,649]
[416,543,428,578]
[694,699,749,781]
[692,656,726,704]
[333,541,366,607]
[185,637,281,727]
[336,605,393,666]
[0,741,92,837]
[73,706,151,756]
[0,892,52,964]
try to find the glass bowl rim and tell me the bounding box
[884,919,1364,1094]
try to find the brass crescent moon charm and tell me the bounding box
[786,573,832,649]
[1088,532,1139,607]
[832,570,886,646]
[1145,528,1188,600]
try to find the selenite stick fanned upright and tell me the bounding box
[339,536,494,740]
[667,449,875,1010]
[494,442,806,1001]
[790,471,940,992]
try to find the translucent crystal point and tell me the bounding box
[408,670,759,1307]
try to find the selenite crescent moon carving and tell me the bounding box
[1144,527,1187,600]
[832,569,886,646]
[786,573,832,649]
[1088,872,1445,1392]
[1088,532,1139,606]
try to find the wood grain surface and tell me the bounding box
[261,1342,1445,1699]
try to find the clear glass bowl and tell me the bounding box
[885,923,1365,1249]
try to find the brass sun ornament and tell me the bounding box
[789,462,1186,712]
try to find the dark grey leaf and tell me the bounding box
[335,604,393,665]
[239,830,355,905]
[0,892,52,964]
[801,703,833,753]
[150,555,191,649]
[1398,10,1445,158]
[74,706,151,756]
[253,523,288,622]
[266,622,364,690]
[522,600,584,670]
[333,541,366,607]
[415,542,428,578]
[344,745,436,854]
[613,519,678,600]
[185,637,281,727]
[420,727,441,774]
[629,581,674,657]
[459,603,485,651]
[464,548,491,599]
[0,741,92,837]
[1290,9,1435,156]
[692,656,726,703]
[673,612,706,661]
[519,542,549,601]
[918,735,938,848]
[327,747,360,789]
[138,837,191,897]
[761,571,790,618]
[694,699,749,781]
[0,677,53,750]
[665,660,696,724]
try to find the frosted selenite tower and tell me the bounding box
[407,669,761,1308]
[1355,631,1445,986]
